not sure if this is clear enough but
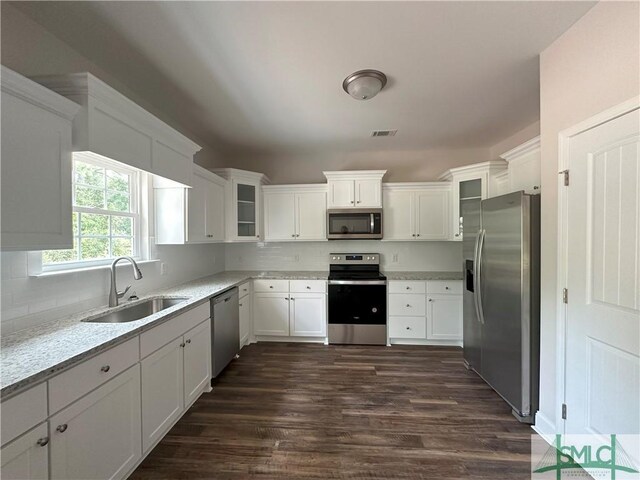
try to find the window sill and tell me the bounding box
[30,259,160,278]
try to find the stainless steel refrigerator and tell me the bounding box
[463,191,540,423]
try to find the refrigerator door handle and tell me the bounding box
[475,229,486,324]
[472,230,482,323]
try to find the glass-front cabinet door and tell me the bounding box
[236,182,256,238]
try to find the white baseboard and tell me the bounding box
[532,410,557,445]
[389,338,462,347]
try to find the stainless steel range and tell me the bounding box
[327,254,387,345]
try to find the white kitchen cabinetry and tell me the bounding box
[500,136,541,194]
[388,280,463,345]
[239,281,252,348]
[263,185,327,241]
[155,165,226,244]
[253,280,327,339]
[1,66,80,251]
[183,320,212,406]
[49,365,142,480]
[210,168,270,242]
[0,423,49,480]
[324,170,386,208]
[439,161,507,241]
[34,72,201,187]
[383,184,451,241]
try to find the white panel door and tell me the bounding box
[383,190,414,240]
[183,320,211,406]
[355,179,381,207]
[50,365,142,480]
[416,190,450,240]
[427,294,463,341]
[296,192,327,240]
[264,192,296,241]
[188,172,208,242]
[564,108,640,442]
[1,423,48,480]
[141,338,184,453]
[290,294,327,337]
[253,293,290,336]
[328,180,355,207]
[239,297,251,347]
[206,180,225,241]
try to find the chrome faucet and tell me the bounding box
[109,256,143,307]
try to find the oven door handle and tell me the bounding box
[328,280,387,285]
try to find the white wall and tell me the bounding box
[226,241,462,272]
[537,1,640,431]
[1,244,225,335]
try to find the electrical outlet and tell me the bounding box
[392,253,399,263]
[160,262,168,276]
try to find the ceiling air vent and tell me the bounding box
[371,129,398,137]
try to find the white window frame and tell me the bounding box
[41,154,144,272]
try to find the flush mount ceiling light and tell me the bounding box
[342,69,387,100]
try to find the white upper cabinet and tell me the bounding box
[438,161,507,241]
[1,66,80,251]
[382,184,451,241]
[263,185,327,242]
[324,170,386,208]
[210,168,270,242]
[500,136,541,194]
[33,73,201,187]
[155,165,226,244]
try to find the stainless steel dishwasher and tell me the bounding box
[211,287,239,378]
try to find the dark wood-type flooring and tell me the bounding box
[131,343,533,479]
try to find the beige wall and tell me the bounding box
[537,1,639,431]
[0,3,221,167]
[220,147,492,184]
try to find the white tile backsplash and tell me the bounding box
[225,240,462,272]
[1,244,226,335]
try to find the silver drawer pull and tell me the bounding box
[100,365,110,373]
[180,342,186,348]
[56,424,68,433]
[306,286,311,289]
[206,234,214,238]
[186,339,191,344]
[269,286,274,289]
[406,326,411,330]
[36,437,49,447]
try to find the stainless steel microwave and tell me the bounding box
[327,209,383,240]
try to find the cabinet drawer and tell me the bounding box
[388,281,426,294]
[389,316,427,339]
[49,337,139,414]
[289,280,326,294]
[1,383,47,447]
[253,279,289,293]
[238,281,251,299]
[140,302,209,358]
[389,294,426,316]
[426,280,463,294]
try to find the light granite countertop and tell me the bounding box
[1,269,461,397]
[383,271,463,281]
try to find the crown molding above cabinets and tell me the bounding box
[32,73,201,187]
[1,66,81,251]
[323,170,387,208]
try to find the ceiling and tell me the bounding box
[12,1,595,158]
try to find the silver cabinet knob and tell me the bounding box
[100,365,110,373]
[180,342,186,348]
[406,326,411,330]
[36,437,49,447]
[186,339,191,344]
[406,304,411,307]
[306,286,311,289]
[285,297,290,301]
[357,200,361,204]
[56,424,68,433]
[206,234,214,238]
[533,186,540,190]
[428,298,433,302]
[350,200,354,204]
[239,303,243,307]
[291,234,296,237]
[269,286,273,289]
[416,234,420,237]
[454,233,460,237]
[406,286,410,290]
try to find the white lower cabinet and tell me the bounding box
[290,294,327,337]
[49,365,142,480]
[0,423,49,480]
[427,294,463,341]
[253,281,327,338]
[183,320,212,406]
[239,297,251,347]
[253,293,290,336]
[388,280,463,344]
[141,338,184,453]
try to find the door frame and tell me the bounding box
[554,95,640,435]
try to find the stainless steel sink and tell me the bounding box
[83,297,190,323]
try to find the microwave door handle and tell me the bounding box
[370,213,374,233]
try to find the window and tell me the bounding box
[43,155,141,268]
